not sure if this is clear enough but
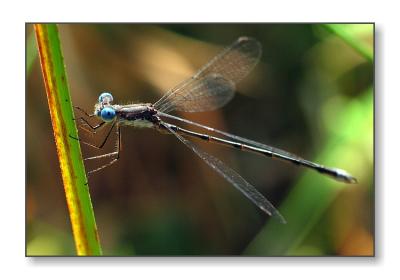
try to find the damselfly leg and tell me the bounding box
[73,106,105,134]
[71,108,122,175]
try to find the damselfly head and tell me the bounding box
[100,107,116,122]
[98,92,114,105]
[94,92,116,121]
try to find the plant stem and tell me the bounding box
[34,24,102,256]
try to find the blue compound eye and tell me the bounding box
[98,92,113,104]
[100,107,116,122]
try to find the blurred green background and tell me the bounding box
[26,23,373,256]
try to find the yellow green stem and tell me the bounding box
[34,24,102,255]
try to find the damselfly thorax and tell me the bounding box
[95,102,159,129]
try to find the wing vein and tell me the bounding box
[154,37,261,113]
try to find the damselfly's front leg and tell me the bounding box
[70,121,122,176]
[84,125,122,175]
[70,121,116,150]
[73,106,105,134]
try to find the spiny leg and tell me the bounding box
[77,118,105,134]
[74,106,95,118]
[70,122,122,176]
[73,106,105,134]
[71,106,122,177]
[85,124,122,176]
[70,121,116,150]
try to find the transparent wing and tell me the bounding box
[157,74,235,113]
[154,37,262,113]
[161,121,286,224]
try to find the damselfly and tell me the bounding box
[72,37,357,224]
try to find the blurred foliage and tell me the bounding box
[324,24,373,62]
[245,88,373,255]
[26,31,37,75]
[26,24,373,256]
